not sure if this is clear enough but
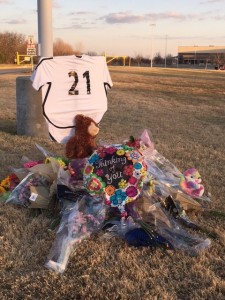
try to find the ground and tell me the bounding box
[0,66,225,299]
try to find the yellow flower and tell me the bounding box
[148,180,155,195]
[116,149,125,156]
[57,159,66,168]
[1,176,10,189]
[118,179,127,189]
[45,157,51,164]
[125,197,134,204]
[141,169,147,177]
[0,186,6,194]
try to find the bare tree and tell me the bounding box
[165,54,173,66]
[134,53,143,66]
[53,38,74,56]
[210,53,225,67]
[0,31,27,64]
[154,52,163,65]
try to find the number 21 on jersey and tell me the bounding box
[68,70,91,95]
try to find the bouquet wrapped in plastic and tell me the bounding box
[5,144,67,209]
[45,193,105,273]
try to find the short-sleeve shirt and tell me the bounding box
[31,54,113,143]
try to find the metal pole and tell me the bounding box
[37,0,53,57]
[165,35,168,68]
[150,24,155,68]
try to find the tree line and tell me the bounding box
[1,31,224,67]
[0,31,174,66]
[0,31,82,64]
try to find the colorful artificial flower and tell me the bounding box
[125,197,135,204]
[88,153,100,164]
[84,165,94,175]
[110,189,127,206]
[128,176,137,185]
[126,150,142,163]
[105,146,117,155]
[116,149,125,156]
[118,179,127,189]
[96,169,104,177]
[105,185,116,196]
[123,165,134,176]
[141,169,147,177]
[126,186,138,198]
[97,146,107,158]
[86,174,106,194]
[134,162,142,170]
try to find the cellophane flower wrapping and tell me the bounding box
[5,173,50,207]
[45,193,105,274]
[135,190,211,255]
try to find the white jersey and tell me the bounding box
[31,54,113,143]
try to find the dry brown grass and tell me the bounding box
[0,67,225,299]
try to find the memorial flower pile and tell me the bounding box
[0,130,214,273]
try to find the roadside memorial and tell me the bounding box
[0,126,216,274]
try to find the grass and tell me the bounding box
[0,67,225,299]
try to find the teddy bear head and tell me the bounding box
[65,114,99,160]
[75,114,99,137]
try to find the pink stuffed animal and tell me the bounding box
[179,168,204,197]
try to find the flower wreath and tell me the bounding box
[83,144,147,213]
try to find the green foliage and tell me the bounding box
[0,31,27,64]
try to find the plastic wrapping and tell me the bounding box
[35,143,57,158]
[145,149,182,187]
[45,194,105,273]
[5,173,50,207]
[101,215,138,240]
[135,196,211,256]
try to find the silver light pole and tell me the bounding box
[165,34,168,68]
[150,24,156,68]
[37,0,53,57]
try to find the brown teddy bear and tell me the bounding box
[65,114,99,159]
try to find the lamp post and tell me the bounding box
[165,34,168,68]
[150,23,156,68]
[194,45,198,67]
[37,0,53,57]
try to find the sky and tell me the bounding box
[0,0,225,57]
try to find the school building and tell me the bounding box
[178,46,225,65]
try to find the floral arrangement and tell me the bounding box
[0,173,20,199]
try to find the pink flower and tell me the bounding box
[96,169,104,176]
[23,161,39,168]
[126,186,138,197]
[123,165,134,176]
[128,176,137,185]
[105,146,117,154]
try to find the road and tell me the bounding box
[0,65,33,75]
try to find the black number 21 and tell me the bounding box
[68,70,91,95]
